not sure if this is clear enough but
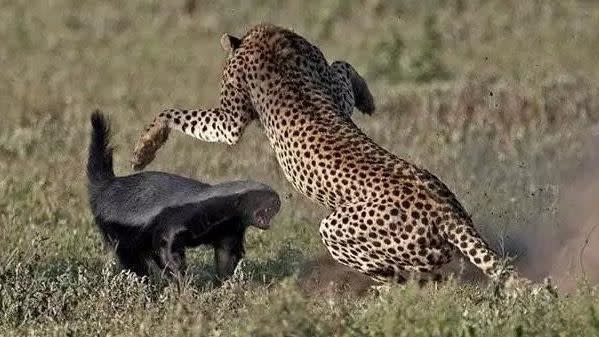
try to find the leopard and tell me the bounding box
[130,24,530,289]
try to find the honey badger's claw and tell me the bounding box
[131,121,170,171]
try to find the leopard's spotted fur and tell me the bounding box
[131,24,523,285]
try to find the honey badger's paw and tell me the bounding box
[131,120,170,170]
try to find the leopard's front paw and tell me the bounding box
[131,121,170,171]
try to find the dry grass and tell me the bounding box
[1,1,599,336]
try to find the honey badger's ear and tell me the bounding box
[220,34,242,53]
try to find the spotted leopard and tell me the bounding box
[131,24,525,286]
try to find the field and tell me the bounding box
[2,0,599,336]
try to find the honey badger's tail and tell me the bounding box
[87,110,115,186]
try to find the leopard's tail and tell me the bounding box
[444,215,516,282]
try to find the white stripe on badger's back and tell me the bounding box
[92,172,273,226]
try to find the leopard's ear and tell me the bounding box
[333,61,375,115]
[347,65,375,115]
[220,34,242,53]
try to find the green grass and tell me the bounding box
[1,0,599,335]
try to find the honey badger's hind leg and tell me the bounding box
[151,223,188,278]
[318,201,453,284]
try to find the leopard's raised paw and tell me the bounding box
[131,121,170,171]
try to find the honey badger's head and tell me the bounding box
[235,187,281,230]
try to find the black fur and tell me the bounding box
[86,111,280,280]
[87,111,115,185]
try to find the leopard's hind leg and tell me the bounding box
[318,201,453,283]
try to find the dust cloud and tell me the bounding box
[516,134,599,292]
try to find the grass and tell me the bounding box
[1,0,599,335]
